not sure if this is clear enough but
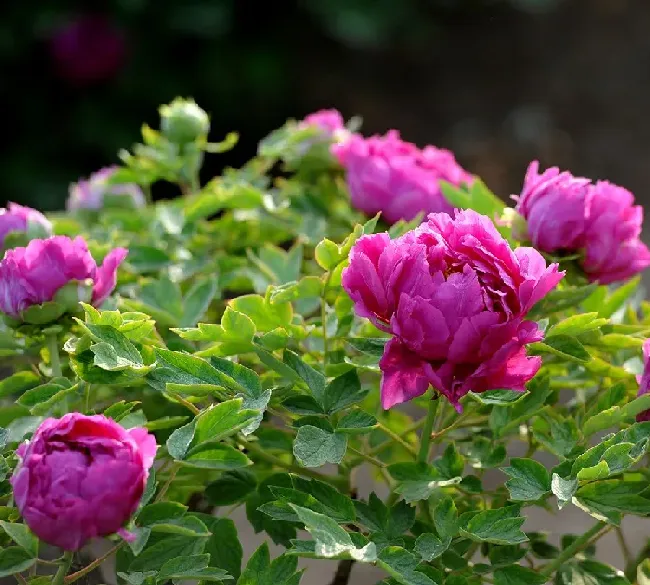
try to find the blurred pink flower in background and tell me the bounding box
[50,15,126,85]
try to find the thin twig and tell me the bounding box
[376,423,417,456]
[155,462,181,502]
[168,392,200,415]
[347,447,387,469]
[14,574,27,585]
[64,543,123,584]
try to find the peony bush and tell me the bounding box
[0,100,648,585]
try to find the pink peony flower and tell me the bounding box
[0,203,51,248]
[301,109,348,140]
[332,130,473,224]
[67,166,145,211]
[514,161,650,284]
[343,209,564,410]
[636,339,650,423]
[11,413,156,551]
[0,236,127,321]
[50,15,126,85]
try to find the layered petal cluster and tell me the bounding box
[67,166,145,211]
[0,236,127,320]
[332,130,473,224]
[11,414,156,551]
[343,209,564,410]
[0,203,51,248]
[515,161,650,284]
[636,339,650,423]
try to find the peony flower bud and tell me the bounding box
[332,130,473,225]
[0,236,127,324]
[514,161,650,284]
[636,339,650,423]
[160,98,210,145]
[343,209,564,410]
[0,203,52,249]
[67,166,145,211]
[11,413,156,551]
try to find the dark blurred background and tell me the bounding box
[2,0,649,211]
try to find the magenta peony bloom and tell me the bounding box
[332,130,473,224]
[50,15,126,85]
[67,166,145,211]
[514,161,650,284]
[0,203,51,248]
[0,236,127,321]
[11,413,156,551]
[343,209,564,410]
[636,339,650,423]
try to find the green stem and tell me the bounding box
[347,447,386,469]
[155,462,181,502]
[615,527,633,567]
[321,271,333,365]
[376,423,417,457]
[418,398,439,463]
[47,333,62,378]
[540,521,607,578]
[53,551,74,585]
[83,382,90,414]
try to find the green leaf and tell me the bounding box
[533,334,591,363]
[129,534,207,572]
[206,470,257,506]
[166,419,197,460]
[293,425,347,468]
[315,239,342,270]
[283,350,325,404]
[547,313,608,337]
[346,338,388,358]
[433,444,465,479]
[230,294,293,333]
[489,376,552,437]
[551,473,579,509]
[502,458,551,501]
[470,390,524,405]
[182,444,252,470]
[290,505,377,561]
[150,515,211,538]
[188,398,258,451]
[573,480,650,525]
[0,547,36,577]
[377,546,437,585]
[459,506,528,545]
[434,497,459,539]
[138,502,187,526]
[638,559,650,585]
[584,394,650,437]
[80,323,145,370]
[323,369,367,413]
[0,371,40,399]
[180,277,219,327]
[388,463,462,503]
[104,400,140,421]
[148,348,246,395]
[157,554,231,582]
[268,277,322,305]
[0,522,38,557]
[599,277,640,318]
[559,560,631,585]
[337,409,377,434]
[195,514,243,581]
[415,533,451,561]
[237,543,271,585]
[494,565,547,585]
[529,283,599,317]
